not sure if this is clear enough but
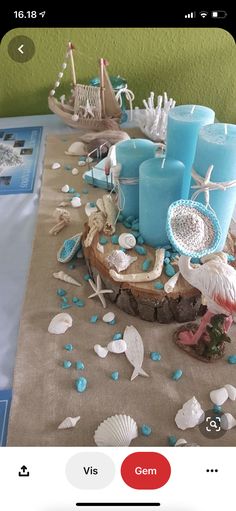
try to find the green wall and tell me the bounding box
[0,27,235,122]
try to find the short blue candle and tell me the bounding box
[166,105,215,198]
[116,139,157,217]
[139,157,185,247]
[191,123,236,250]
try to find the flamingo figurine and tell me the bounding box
[178,252,236,346]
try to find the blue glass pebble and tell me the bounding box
[69,187,76,193]
[164,257,170,265]
[74,299,85,308]
[99,236,108,245]
[228,355,236,364]
[123,220,132,229]
[126,216,135,224]
[119,246,126,253]
[76,360,85,370]
[75,376,87,393]
[63,360,72,369]
[117,213,124,222]
[131,230,140,238]
[165,263,176,277]
[141,424,152,436]
[171,369,183,381]
[57,288,67,297]
[113,332,122,340]
[227,254,235,262]
[61,303,72,309]
[142,258,151,271]
[132,221,139,231]
[135,245,147,256]
[168,435,177,446]
[150,352,161,361]
[213,404,222,413]
[108,318,116,325]
[73,193,81,197]
[90,315,98,323]
[62,296,68,303]
[84,274,91,281]
[165,250,171,258]
[112,234,119,244]
[68,263,76,270]
[79,156,86,161]
[64,344,73,351]
[72,296,79,303]
[191,256,201,264]
[154,281,164,290]
[137,235,145,244]
[64,164,72,170]
[82,189,89,194]
[111,371,119,381]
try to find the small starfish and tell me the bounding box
[82,99,96,118]
[88,274,113,308]
[191,165,214,206]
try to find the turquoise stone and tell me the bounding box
[57,288,67,297]
[61,303,72,309]
[137,235,145,244]
[164,257,170,265]
[191,256,201,264]
[90,315,98,323]
[141,424,152,436]
[165,263,176,277]
[126,216,135,223]
[165,250,171,258]
[111,371,119,381]
[113,332,122,340]
[171,369,183,380]
[82,189,89,194]
[117,213,124,222]
[227,254,235,262]
[112,234,119,244]
[142,258,151,271]
[72,297,79,303]
[119,246,126,253]
[64,344,73,352]
[168,435,177,446]
[80,156,86,161]
[135,245,147,256]
[123,220,132,229]
[108,318,116,325]
[150,352,161,361]
[73,193,81,197]
[63,360,72,369]
[99,236,108,245]
[213,404,222,413]
[83,274,91,281]
[69,187,76,193]
[74,299,85,308]
[68,263,76,270]
[64,164,72,170]
[154,281,164,290]
[62,296,68,303]
[76,360,85,370]
[131,230,140,238]
[76,376,87,393]
[228,355,236,364]
[132,220,139,231]
[90,201,96,207]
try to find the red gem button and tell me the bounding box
[121,452,171,490]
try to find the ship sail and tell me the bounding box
[102,63,122,118]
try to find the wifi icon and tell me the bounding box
[200,11,208,18]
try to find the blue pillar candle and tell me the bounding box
[116,139,157,218]
[191,123,236,250]
[139,157,185,247]
[166,105,215,199]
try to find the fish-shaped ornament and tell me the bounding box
[123,325,149,381]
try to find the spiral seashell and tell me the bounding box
[118,233,136,249]
[94,414,138,446]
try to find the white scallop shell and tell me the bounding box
[221,413,236,430]
[94,414,138,446]
[71,197,81,208]
[224,384,236,401]
[94,344,108,358]
[210,387,228,406]
[61,184,70,193]
[106,250,137,272]
[58,416,80,429]
[51,162,61,170]
[72,167,79,175]
[103,312,115,323]
[107,340,127,354]
[118,233,136,249]
[48,313,73,334]
[65,141,86,156]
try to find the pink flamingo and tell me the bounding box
[178,253,236,345]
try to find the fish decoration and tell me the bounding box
[123,325,149,381]
[57,233,82,263]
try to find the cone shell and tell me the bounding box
[94,414,138,446]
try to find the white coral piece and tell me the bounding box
[134,91,176,142]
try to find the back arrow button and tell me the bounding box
[18,44,24,54]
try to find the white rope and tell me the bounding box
[191,165,236,208]
[115,86,135,121]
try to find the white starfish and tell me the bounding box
[82,99,95,118]
[88,274,113,308]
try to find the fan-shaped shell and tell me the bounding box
[94,414,138,446]
[48,313,73,334]
[118,233,136,249]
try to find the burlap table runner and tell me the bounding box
[7,131,236,446]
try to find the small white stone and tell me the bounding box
[97,242,104,254]
[94,344,108,358]
[210,387,229,406]
[86,156,93,163]
[72,167,79,175]
[55,81,60,88]
[221,412,236,430]
[103,312,115,323]
[50,89,56,96]
[72,114,79,121]
[58,72,64,79]
[224,384,236,401]
[71,197,81,208]
[78,160,86,167]
[107,340,127,354]
[61,184,70,193]
[51,162,61,170]
[62,62,67,70]
[175,439,187,446]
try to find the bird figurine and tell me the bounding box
[177,252,236,346]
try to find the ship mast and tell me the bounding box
[68,42,77,87]
[100,58,106,117]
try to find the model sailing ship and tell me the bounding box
[48,42,122,131]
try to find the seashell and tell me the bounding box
[210,387,228,406]
[164,271,180,293]
[85,202,98,217]
[65,141,86,156]
[57,233,82,263]
[106,250,137,273]
[107,340,127,354]
[61,184,70,193]
[123,325,149,381]
[58,72,64,79]
[118,233,136,249]
[175,396,205,430]
[48,313,72,334]
[175,438,187,446]
[221,412,236,431]
[53,271,81,287]
[72,167,79,175]
[224,384,236,401]
[94,414,138,446]
[55,81,60,88]
[51,162,61,170]
[103,312,115,323]
[97,242,104,254]
[71,197,81,208]
[58,416,80,429]
[94,344,108,358]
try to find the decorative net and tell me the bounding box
[73,84,102,119]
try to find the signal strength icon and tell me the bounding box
[185,12,196,18]
[200,11,208,18]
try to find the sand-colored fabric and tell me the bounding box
[7,131,236,447]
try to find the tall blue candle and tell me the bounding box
[166,105,215,198]
[116,139,157,218]
[191,123,236,250]
[139,157,185,247]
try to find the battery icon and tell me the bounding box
[211,10,227,18]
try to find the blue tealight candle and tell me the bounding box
[191,123,236,250]
[116,139,157,218]
[166,105,215,198]
[139,157,185,246]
